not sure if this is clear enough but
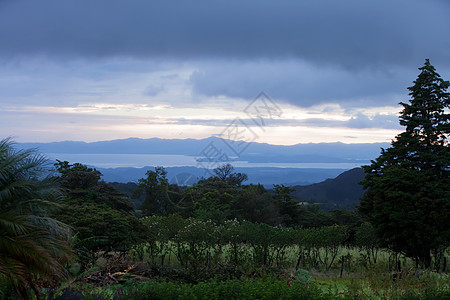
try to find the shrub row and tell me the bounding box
[132,216,359,272]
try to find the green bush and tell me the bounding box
[293,269,314,284]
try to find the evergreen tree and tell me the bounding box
[359,59,450,269]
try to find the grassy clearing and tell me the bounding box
[312,268,450,300]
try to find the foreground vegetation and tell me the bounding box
[38,216,447,299]
[40,275,450,300]
[3,213,448,299]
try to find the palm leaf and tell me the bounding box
[0,138,74,298]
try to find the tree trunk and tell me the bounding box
[422,252,432,269]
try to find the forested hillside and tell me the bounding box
[290,168,365,210]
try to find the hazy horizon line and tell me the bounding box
[16,135,392,146]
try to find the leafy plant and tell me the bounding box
[0,138,74,299]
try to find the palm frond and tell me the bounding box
[0,138,74,297]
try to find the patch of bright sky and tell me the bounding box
[1,101,402,144]
[6,101,400,123]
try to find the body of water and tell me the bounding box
[46,153,368,169]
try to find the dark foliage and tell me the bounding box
[55,160,134,213]
[360,59,450,268]
[110,181,145,209]
[53,161,143,252]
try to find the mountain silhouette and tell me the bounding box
[292,167,365,210]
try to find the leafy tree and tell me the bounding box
[273,184,296,202]
[295,204,333,228]
[355,222,380,266]
[212,163,248,186]
[359,59,450,268]
[192,189,232,223]
[53,161,141,252]
[272,184,301,226]
[134,167,172,215]
[184,173,281,225]
[55,200,143,251]
[96,180,135,212]
[55,160,134,213]
[0,138,73,299]
[328,209,361,227]
[233,184,281,226]
[55,160,101,191]
[179,166,248,222]
[110,181,147,209]
[181,178,238,222]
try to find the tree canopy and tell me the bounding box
[134,167,172,216]
[213,163,248,186]
[359,59,450,268]
[53,161,142,252]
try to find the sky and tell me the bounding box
[1,0,449,145]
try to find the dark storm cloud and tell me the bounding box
[189,59,413,107]
[1,0,449,69]
[2,0,450,111]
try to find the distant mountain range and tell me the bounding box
[17,137,382,188]
[19,136,389,164]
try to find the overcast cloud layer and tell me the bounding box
[0,0,449,143]
[2,0,450,65]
